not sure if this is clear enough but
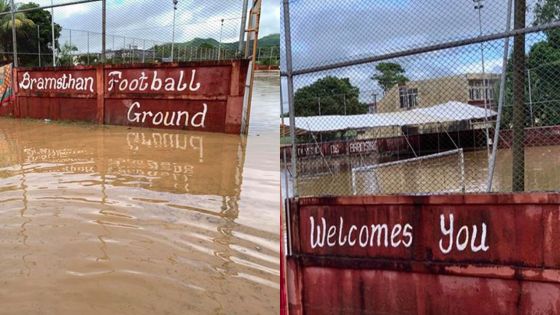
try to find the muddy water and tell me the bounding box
[0,73,280,314]
[288,146,560,196]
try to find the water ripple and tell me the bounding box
[0,96,280,315]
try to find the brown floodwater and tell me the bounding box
[286,145,560,196]
[0,73,280,314]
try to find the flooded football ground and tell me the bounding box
[284,145,560,196]
[0,72,279,314]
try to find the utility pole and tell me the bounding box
[512,0,526,191]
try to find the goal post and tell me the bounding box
[351,148,465,195]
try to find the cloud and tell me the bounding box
[283,0,543,70]
[260,0,280,38]
[281,0,547,109]
[33,0,278,52]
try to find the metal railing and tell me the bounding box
[3,0,268,68]
[281,0,560,197]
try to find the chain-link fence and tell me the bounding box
[281,0,560,197]
[1,0,268,67]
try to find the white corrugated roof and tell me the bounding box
[287,101,497,132]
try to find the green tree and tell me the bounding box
[0,2,61,66]
[533,0,560,127]
[501,0,560,128]
[57,42,77,66]
[0,0,35,63]
[76,53,99,65]
[535,0,560,24]
[372,62,409,92]
[199,42,214,49]
[17,2,62,67]
[294,76,367,116]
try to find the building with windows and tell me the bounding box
[357,73,499,139]
[376,73,499,114]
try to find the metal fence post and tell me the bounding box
[87,30,90,64]
[486,0,513,192]
[283,0,297,196]
[142,39,146,63]
[238,0,249,55]
[101,0,106,63]
[528,69,534,126]
[218,18,224,61]
[10,0,17,67]
[122,36,126,62]
[51,0,55,66]
[171,0,177,62]
[512,0,526,192]
[37,25,41,67]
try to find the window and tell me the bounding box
[399,87,418,109]
[469,79,494,101]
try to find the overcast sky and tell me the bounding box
[281,0,546,112]
[23,0,279,50]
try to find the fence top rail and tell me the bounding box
[15,58,252,71]
[293,192,560,206]
[0,0,102,17]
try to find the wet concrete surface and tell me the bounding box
[0,72,279,314]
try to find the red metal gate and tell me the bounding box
[286,193,560,314]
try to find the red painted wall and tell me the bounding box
[281,125,560,160]
[15,66,98,122]
[286,193,560,314]
[0,100,14,117]
[12,60,250,134]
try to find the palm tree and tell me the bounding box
[0,0,35,62]
[58,42,78,66]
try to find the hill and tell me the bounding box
[153,33,280,51]
[256,34,280,48]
